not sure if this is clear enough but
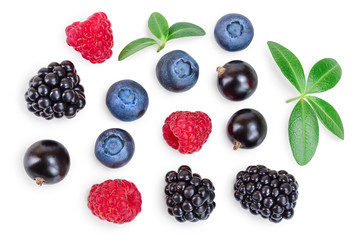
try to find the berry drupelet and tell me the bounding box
[165,165,216,222]
[25,60,86,119]
[234,165,299,223]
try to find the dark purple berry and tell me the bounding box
[234,165,299,223]
[25,60,85,119]
[217,60,257,101]
[23,140,70,185]
[227,108,267,150]
[165,165,216,222]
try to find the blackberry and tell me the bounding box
[234,165,299,223]
[165,165,216,222]
[25,60,86,119]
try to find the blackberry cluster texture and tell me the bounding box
[165,165,216,222]
[234,165,299,223]
[162,111,212,154]
[87,179,142,224]
[66,12,113,63]
[25,60,86,119]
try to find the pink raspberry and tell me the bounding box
[162,111,212,154]
[87,179,142,224]
[66,12,113,64]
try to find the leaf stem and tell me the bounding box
[157,41,167,52]
[286,95,302,103]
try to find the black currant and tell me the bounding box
[217,60,258,101]
[23,140,70,186]
[227,108,267,150]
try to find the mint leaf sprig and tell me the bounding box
[118,12,205,61]
[267,41,344,166]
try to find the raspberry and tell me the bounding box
[162,111,212,154]
[66,12,113,63]
[87,179,142,224]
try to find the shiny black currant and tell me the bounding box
[23,140,70,186]
[227,108,267,150]
[217,60,257,101]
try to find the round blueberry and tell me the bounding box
[214,13,254,51]
[94,128,135,168]
[156,50,199,92]
[106,80,149,122]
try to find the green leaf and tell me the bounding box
[306,96,344,140]
[148,12,169,42]
[288,99,319,166]
[167,22,206,41]
[267,41,306,93]
[305,58,342,94]
[118,38,159,61]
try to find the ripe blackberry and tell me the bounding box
[25,60,86,119]
[165,165,216,222]
[234,165,299,223]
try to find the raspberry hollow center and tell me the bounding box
[163,124,180,149]
[103,136,124,155]
[227,21,243,38]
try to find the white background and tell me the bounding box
[1,0,359,239]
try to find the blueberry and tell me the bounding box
[94,128,135,168]
[214,13,254,51]
[106,80,149,121]
[156,50,199,92]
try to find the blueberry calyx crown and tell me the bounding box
[227,21,243,38]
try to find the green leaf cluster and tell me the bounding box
[118,12,205,61]
[267,41,344,166]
